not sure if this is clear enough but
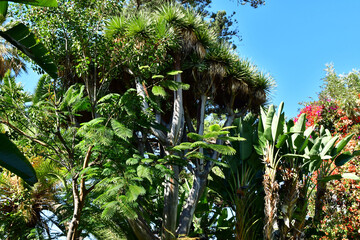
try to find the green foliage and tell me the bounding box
[258,102,359,239]
[0,133,37,185]
[173,124,244,161]
[0,23,58,78]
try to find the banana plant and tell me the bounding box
[0,0,57,185]
[0,0,58,79]
[258,102,360,239]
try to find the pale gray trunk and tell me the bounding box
[162,63,184,239]
[162,164,180,240]
[168,73,184,146]
[197,94,206,136]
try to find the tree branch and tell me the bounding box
[0,120,48,147]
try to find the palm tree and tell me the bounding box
[0,40,27,79]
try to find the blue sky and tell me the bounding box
[18,0,360,119]
[210,0,360,118]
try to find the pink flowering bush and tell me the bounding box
[297,66,360,239]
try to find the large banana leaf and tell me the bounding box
[5,0,57,7]
[0,23,58,79]
[0,133,37,185]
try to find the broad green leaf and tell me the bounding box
[320,136,339,158]
[342,173,360,181]
[98,93,121,103]
[152,85,166,97]
[0,133,37,185]
[259,106,267,132]
[111,119,132,140]
[292,113,306,133]
[309,138,321,157]
[179,82,190,90]
[222,126,236,130]
[292,134,305,151]
[304,126,314,138]
[333,134,354,155]
[10,0,58,7]
[319,125,325,136]
[264,105,275,142]
[0,23,58,79]
[298,137,309,153]
[335,151,354,167]
[167,70,183,75]
[318,174,342,182]
[325,129,332,137]
[320,136,332,148]
[271,102,284,142]
[309,158,321,172]
[275,134,288,148]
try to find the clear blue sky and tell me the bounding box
[210,0,360,118]
[18,0,360,119]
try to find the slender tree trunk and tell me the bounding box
[162,164,180,240]
[67,146,93,240]
[162,55,184,240]
[314,179,327,225]
[176,172,207,236]
[177,94,207,236]
[67,177,84,240]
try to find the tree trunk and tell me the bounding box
[177,94,207,236]
[176,172,207,236]
[67,177,84,240]
[162,54,184,240]
[263,145,279,240]
[128,215,159,240]
[314,179,327,225]
[162,164,179,240]
[67,146,93,240]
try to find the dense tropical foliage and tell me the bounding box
[0,0,359,240]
